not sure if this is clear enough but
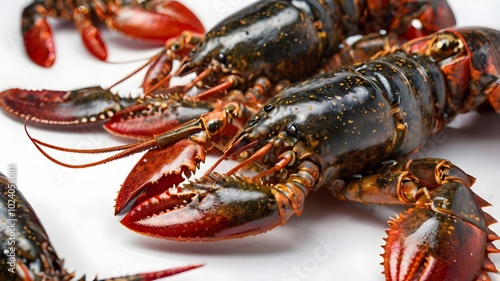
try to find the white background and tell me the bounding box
[1,1,499,280]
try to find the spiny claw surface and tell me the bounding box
[383,182,498,280]
[121,174,282,241]
[384,208,488,280]
[115,139,206,214]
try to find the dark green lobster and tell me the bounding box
[26,26,500,281]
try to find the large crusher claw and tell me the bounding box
[120,173,286,241]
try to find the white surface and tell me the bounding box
[1,1,499,280]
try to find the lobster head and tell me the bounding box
[222,95,321,181]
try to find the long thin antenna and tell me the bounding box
[25,122,158,169]
[105,49,166,91]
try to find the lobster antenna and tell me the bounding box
[105,55,161,65]
[142,58,208,96]
[203,139,261,177]
[226,142,272,176]
[142,72,174,96]
[106,264,204,281]
[142,58,191,96]
[24,122,158,168]
[105,49,166,91]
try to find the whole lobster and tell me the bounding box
[2,0,456,140]
[21,0,204,67]
[28,26,500,280]
[0,169,202,281]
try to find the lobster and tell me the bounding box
[26,26,500,280]
[2,0,457,140]
[0,169,202,281]
[21,0,204,67]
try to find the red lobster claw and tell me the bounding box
[103,1,204,44]
[0,87,135,125]
[22,3,55,67]
[121,172,286,241]
[383,182,499,280]
[115,139,207,215]
[117,128,316,241]
[103,95,215,139]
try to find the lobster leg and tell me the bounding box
[21,3,55,67]
[486,78,500,112]
[462,77,500,113]
[331,158,499,281]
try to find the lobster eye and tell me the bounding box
[286,124,298,136]
[263,104,275,112]
[247,115,260,126]
[216,52,227,64]
[431,33,463,61]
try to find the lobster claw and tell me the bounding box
[22,3,55,67]
[121,173,285,241]
[0,86,135,125]
[386,0,456,38]
[383,182,499,280]
[102,1,204,44]
[142,32,203,93]
[114,134,285,240]
[114,139,207,215]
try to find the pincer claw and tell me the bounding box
[0,86,135,125]
[383,182,499,281]
[115,139,206,215]
[120,173,283,241]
